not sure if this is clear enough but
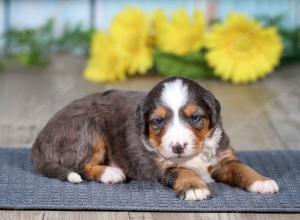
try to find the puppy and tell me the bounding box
[32,77,279,200]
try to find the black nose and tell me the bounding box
[172,143,186,154]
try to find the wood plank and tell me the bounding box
[259,64,300,149]
[0,211,130,220]
[0,211,43,220]
[43,211,129,220]
[205,82,285,150]
[192,213,300,220]
[128,212,300,220]
[1,211,299,220]
[128,212,154,220]
[146,212,195,220]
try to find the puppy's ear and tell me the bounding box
[136,104,146,135]
[203,91,221,128]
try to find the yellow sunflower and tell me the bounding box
[83,32,127,82]
[110,7,153,75]
[205,12,283,84]
[153,8,206,56]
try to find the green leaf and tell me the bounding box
[279,27,300,65]
[256,14,285,27]
[55,23,95,55]
[4,19,55,66]
[0,60,4,71]
[154,50,214,78]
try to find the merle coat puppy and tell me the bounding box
[32,77,279,200]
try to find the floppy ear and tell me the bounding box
[135,103,146,135]
[135,96,156,136]
[203,91,221,128]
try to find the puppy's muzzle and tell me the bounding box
[171,142,187,154]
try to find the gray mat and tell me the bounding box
[0,148,299,212]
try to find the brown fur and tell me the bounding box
[156,158,173,172]
[84,165,107,181]
[149,126,166,150]
[83,138,107,181]
[216,147,236,162]
[153,106,168,118]
[182,103,211,153]
[182,103,199,117]
[90,138,107,165]
[148,106,168,153]
[192,119,210,143]
[172,167,207,194]
[209,147,268,189]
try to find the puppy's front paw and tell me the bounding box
[178,187,210,201]
[248,179,279,194]
[100,167,126,184]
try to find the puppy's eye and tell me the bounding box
[155,117,164,125]
[153,117,164,126]
[190,114,203,123]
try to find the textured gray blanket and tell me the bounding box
[0,148,299,212]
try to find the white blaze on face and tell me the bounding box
[160,79,196,158]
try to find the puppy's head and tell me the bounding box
[137,77,221,161]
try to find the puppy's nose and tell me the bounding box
[172,142,186,154]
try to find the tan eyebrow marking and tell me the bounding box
[182,103,204,117]
[152,106,168,119]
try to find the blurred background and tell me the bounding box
[0,0,299,151]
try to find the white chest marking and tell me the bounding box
[183,127,222,183]
[184,155,216,183]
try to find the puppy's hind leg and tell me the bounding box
[38,162,83,183]
[82,137,126,184]
[84,164,126,184]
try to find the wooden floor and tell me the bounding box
[0,54,299,220]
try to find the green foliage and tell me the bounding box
[4,19,55,66]
[256,14,286,27]
[154,50,214,79]
[0,60,4,71]
[56,23,95,55]
[280,27,300,64]
[1,19,94,67]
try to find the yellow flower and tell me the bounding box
[110,7,153,75]
[205,13,283,84]
[84,32,127,82]
[154,8,206,56]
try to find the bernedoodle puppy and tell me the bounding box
[32,76,279,201]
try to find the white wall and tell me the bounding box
[94,0,201,30]
[0,0,299,35]
[5,0,90,33]
[0,0,4,34]
[0,0,4,50]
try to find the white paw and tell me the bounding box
[67,172,83,183]
[248,179,279,194]
[100,166,126,184]
[182,188,210,201]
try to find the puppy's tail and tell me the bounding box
[35,162,83,184]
